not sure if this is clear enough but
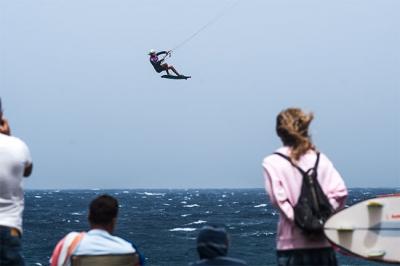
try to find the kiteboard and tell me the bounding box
[324,194,400,263]
[161,75,191,80]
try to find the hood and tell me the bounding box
[197,225,228,259]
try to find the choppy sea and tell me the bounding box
[23,188,397,266]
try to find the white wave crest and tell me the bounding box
[169,227,197,232]
[254,204,267,208]
[183,204,200,208]
[186,220,207,225]
[137,192,166,196]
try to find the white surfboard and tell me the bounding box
[324,194,400,264]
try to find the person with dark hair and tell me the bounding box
[189,225,247,266]
[0,97,33,266]
[50,195,143,266]
[262,108,348,266]
[88,194,119,226]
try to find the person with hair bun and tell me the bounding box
[262,108,348,266]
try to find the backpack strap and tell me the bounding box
[273,152,306,175]
[274,152,320,175]
[314,152,320,169]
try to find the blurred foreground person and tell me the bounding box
[189,225,247,266]
[50,194,144,266]
[262,108,348,266]
[0,98,33,266]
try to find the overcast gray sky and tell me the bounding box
[1,0,399,189]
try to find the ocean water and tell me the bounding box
[23,188,397,266]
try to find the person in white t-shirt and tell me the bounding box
[0,98,33,266]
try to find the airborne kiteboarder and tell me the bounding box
[148,49,190,80]
[147,1,240,80]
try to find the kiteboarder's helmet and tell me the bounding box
[148,49,156,55]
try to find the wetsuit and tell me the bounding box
[150,51,168,73]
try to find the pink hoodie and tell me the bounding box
[262,147,348,250]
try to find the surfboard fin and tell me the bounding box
[367,201,384,207]
[367,250,385,258]
[337,226,355,232]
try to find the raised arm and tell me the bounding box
[0,116,11,136]
[24,163,33,177]
[20,140,33,178]
[156,51,168,56]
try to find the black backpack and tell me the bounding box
[274,152,333,234]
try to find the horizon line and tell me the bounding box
[25,187,400,191]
